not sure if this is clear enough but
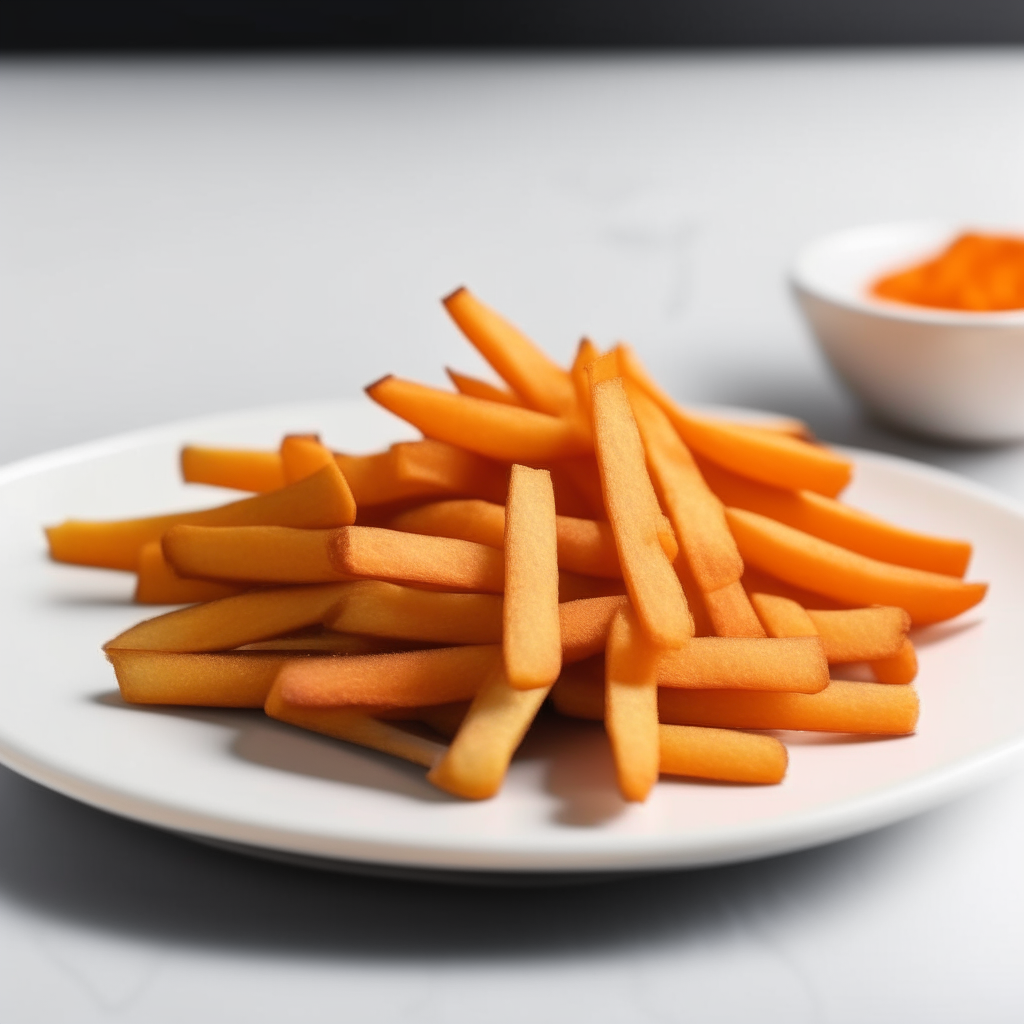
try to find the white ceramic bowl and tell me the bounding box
[791,222,1024,442]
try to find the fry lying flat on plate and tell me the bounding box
[51,284,987,803]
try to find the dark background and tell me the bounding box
[6,0,1024,50]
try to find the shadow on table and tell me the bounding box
[0,761,988,962]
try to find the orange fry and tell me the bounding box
[280,434,336,484]
[658,635,828,692]
[503,466,562,690]
[47,462,356,572]
[164,525,348,584]
[180,446,285,493]
[698,456,972,577]
[870,638,919,684]
[277,644,501,708]
[591,372,691,647]
[659,725,788,784]
[265,684,445,768]
[806,607,911,662]
[109,649,296,706]
[617,343,852,496]
[105,583,353,652]
[727,507,986,625]
[443,287,577,416]
[389,499,622,579]
[134,540,244,605]
[702,580,767,638]
[446,368,523,406]
[605,604,662,802]
[427,662,549,799]
[367,376,589,463]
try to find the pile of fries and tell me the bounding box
[46,288,988,801]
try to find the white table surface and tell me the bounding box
[2,50,1024,1021]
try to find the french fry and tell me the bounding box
[280,434,336,484]
[617,343,852,497]
[702,581,767,638]
[427,662,550,799]
[559,595,629,662]
[265,683,445,768]
[330,525,504,592]
[749,591,818,638]
[552,671,919,735]
[180,446,285,493]
[624,377,744,593]
[806,607,911,662]
[698,455,972,578]
[659,725,788,784]
[47,462,357,572]
[659,636,828,693]
[238,631,402,654]
[414,701,470,740]
[605,604,662,802]
[367,377,590,463]
[327,580,503,644]
[446,368,523,406]
[105,583,353,652]
[108,649,295,706]
[134,540,244,604]
[741,565,847,610]
[443,287,578,416]
[570,338,601,429]
[503,465,562,690]
[389,499,622,579]
[869,638,919,684]
[278,644,501,708]
[163,525,348,584]
[727,507,986,625]
[590,371,692,647]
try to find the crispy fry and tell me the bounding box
[280,434,336,484]
[659,636,828,693]
[698,455,972,577]
[446,368,523,406]
[427,662,550,799]
[367,376,589,463]
[443,287,577,416]
[180,446,285,493]
[552,672,919,735]
[617,343,852,496]
[559,595,629,662]
[806,607,911,662]
[47,462,357,572]
[504,466,562,689]
[703,581,767,638]
[659,725,788,784]
[327,580,504,644]
[278,644,501,708]
[108,649,295,706]
[727,507,986,625]
[105,583,353,652]
[389,499,622,579]
[869,637,919,684]
[605,605,662,801]
[164,525,348,584]
[134,540,244,605]
[591,373,692,647]
[265,683,444,768]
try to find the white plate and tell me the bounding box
[1,398,1022,878]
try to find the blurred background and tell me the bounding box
[6,0,1024,48]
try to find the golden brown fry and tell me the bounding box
[659,636,828,693]
[134,540,244,605]
[590,372,692,647]
[659,725,788,784]
[280,434,336,484]
[105,583,353,652]
[503,465,562,690]
[180,446,285,493]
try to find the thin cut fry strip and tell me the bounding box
[46,462,357,572]
[265,683,444,768]
[703,581,767,638]
[180,446,285,493]
[446,368,524,406]
[427,663,550,799]
[105,583,354,652]
[659,725,788,784]
[276,644,501,708]
[727,507,987,625]
[503,465,562,689]
[134,540,244,605]
[659,636,828,693]
[869,638,919,684]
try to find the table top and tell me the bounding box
[2,51,1023,1021]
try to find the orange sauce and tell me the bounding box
[871,232,1024,312]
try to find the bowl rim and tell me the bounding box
[790,221,1024,328]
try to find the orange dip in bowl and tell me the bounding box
[871,232,1024,312]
